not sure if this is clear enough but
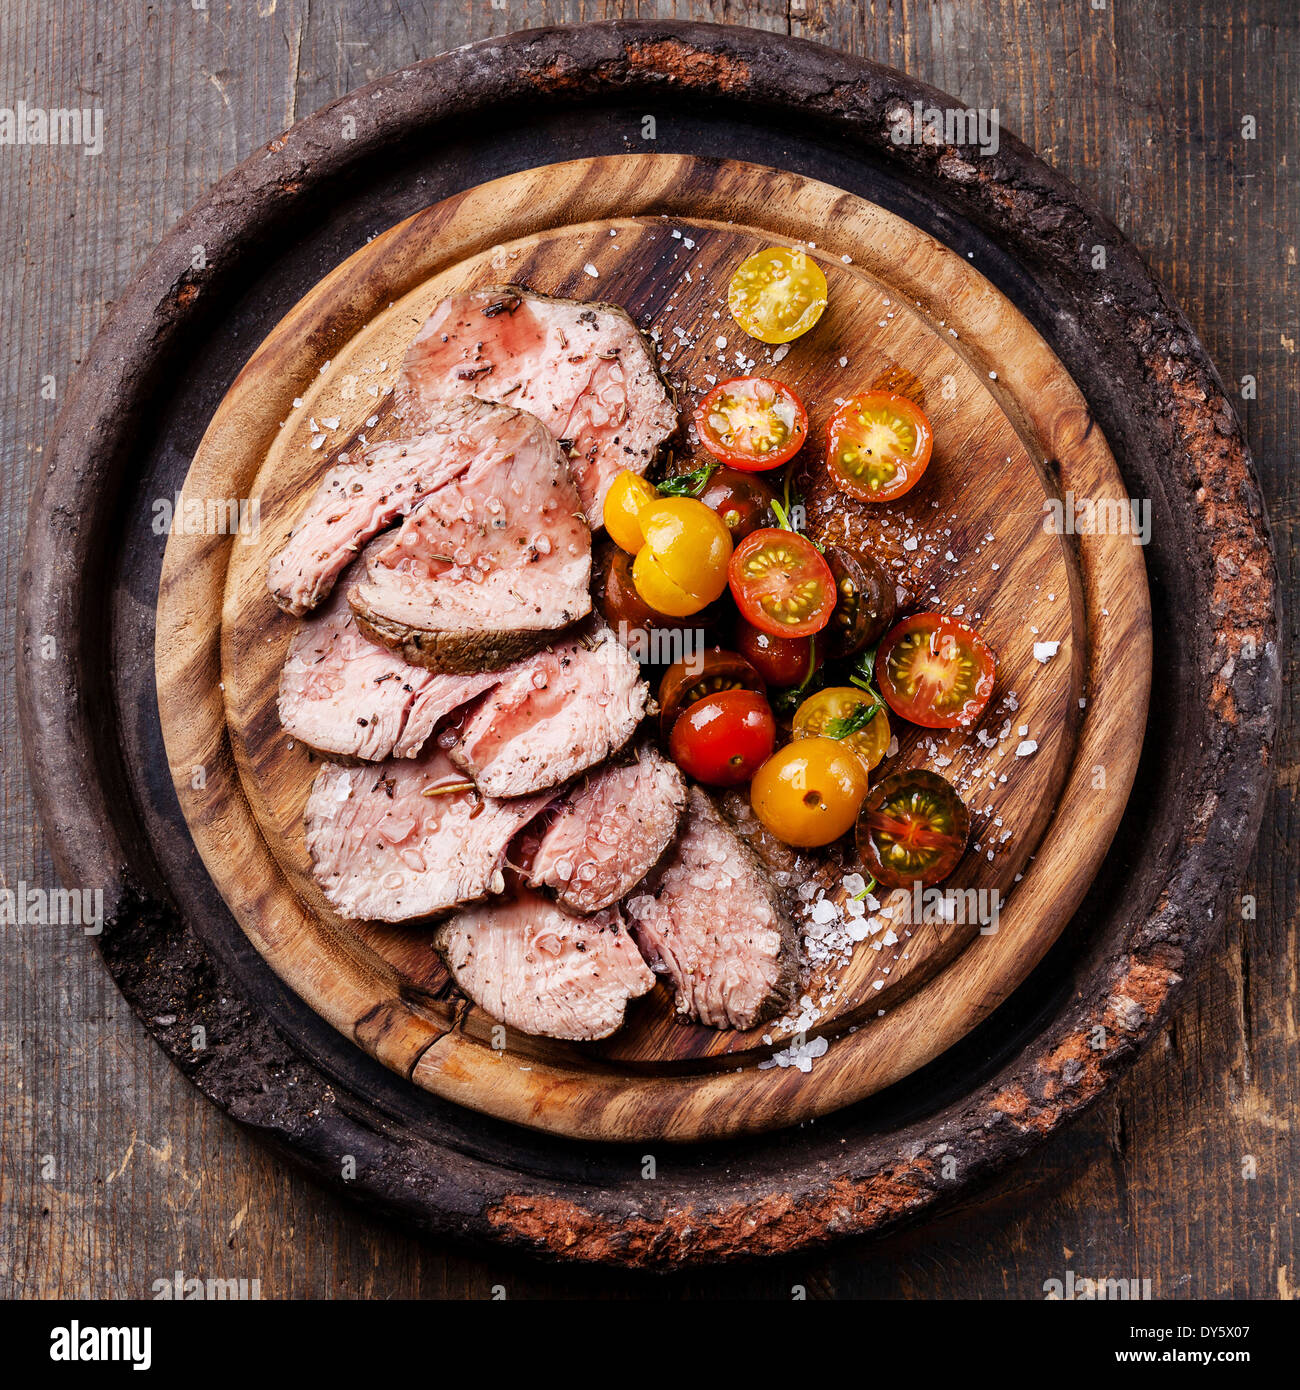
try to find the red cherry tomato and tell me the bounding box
[735,619,815,688]
[826,391,933,502]
[668,689,776,787]
[695,377,809,472]
[876,612,997,729]
[728,527,836,639]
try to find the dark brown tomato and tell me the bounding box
[856,768,970,888]
[697,467,779,542]
[595,540,662,641]
[735,618,816,688]
[658,649,765,741]
[824,544,897,658]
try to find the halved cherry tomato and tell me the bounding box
[658,650,764,741]
[728,247,828,345]
[697,467,778,541]
[603,469,659,553]
[876,613,996,729]
[824,544,897,658]
[729,528,835,638]
[632,497,733,618]
[695,377,809,472]
[826,392,933,502]
[735,619,815,689]
[792,686,891,773]
[750,737,869,848]
[669,690,776,788]
[856,769,970,888]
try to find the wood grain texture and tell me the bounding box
[155,153,1148,1140]
[2,0,1295,1296]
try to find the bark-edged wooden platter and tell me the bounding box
[157,153,1150,1141]
[20,23,1278,1260]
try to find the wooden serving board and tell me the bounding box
[156,154,1150,1141]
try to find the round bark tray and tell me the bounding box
[18,22,1279,1264]
[157,153,1150,1142]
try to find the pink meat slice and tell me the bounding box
[529,745,686,915]
[350,400,591,672]
[449,622,648,798]
[435,891,655,1041]
[277,541,502,759]
[624,787,799,1031]
[397,286,677,523]
[304,747,550,922]
[267,400,486,616]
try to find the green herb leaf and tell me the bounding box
[656,460,717,498]
[825,699,882,740]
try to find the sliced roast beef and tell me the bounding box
[435,892,655,1041]
[397,286,677,522]
[350,400,591,673]
[448,622,647,798]
[268,399,490,616]
[277,541,502,760]
[304,747,550,922]
[529,745,686,914]
[625,787,799,1031]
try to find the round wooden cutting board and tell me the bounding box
[156,154,1150,1142]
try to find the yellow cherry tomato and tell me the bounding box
[728,247,829,345]
[632,547,704,618]
[632,497,732,616]
[750,737,869,848]
[603,470,659,553]
[792,686,891,773]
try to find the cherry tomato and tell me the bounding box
[669,690,776,788]
[876,613,997,729]
[658,650,764,741]
[694,377,809,472]
[728,247,828,345]
[735,619,815,688]
[856,769,970,888]
[826,392,933,502]
[632,497,733,618]
[728,527,835,638]
[824,545,897,658]
[602,469,659,553]
[698,467,778,541]
[792,686,891,774]
[595,541,661,637]
[750,737,869,848]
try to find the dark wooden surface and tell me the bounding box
[2,0,1294,1298]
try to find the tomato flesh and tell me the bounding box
[735,619,814,688]
[827,392,933,502]
[695,377,808,471]
[728,247,828,345]
[669,690,776,787]
[876,613,997,729]
[728,528,835,638]
[856,769,970,888]
[792,686,891,773]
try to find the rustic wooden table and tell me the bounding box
[2,0,1294,1299]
